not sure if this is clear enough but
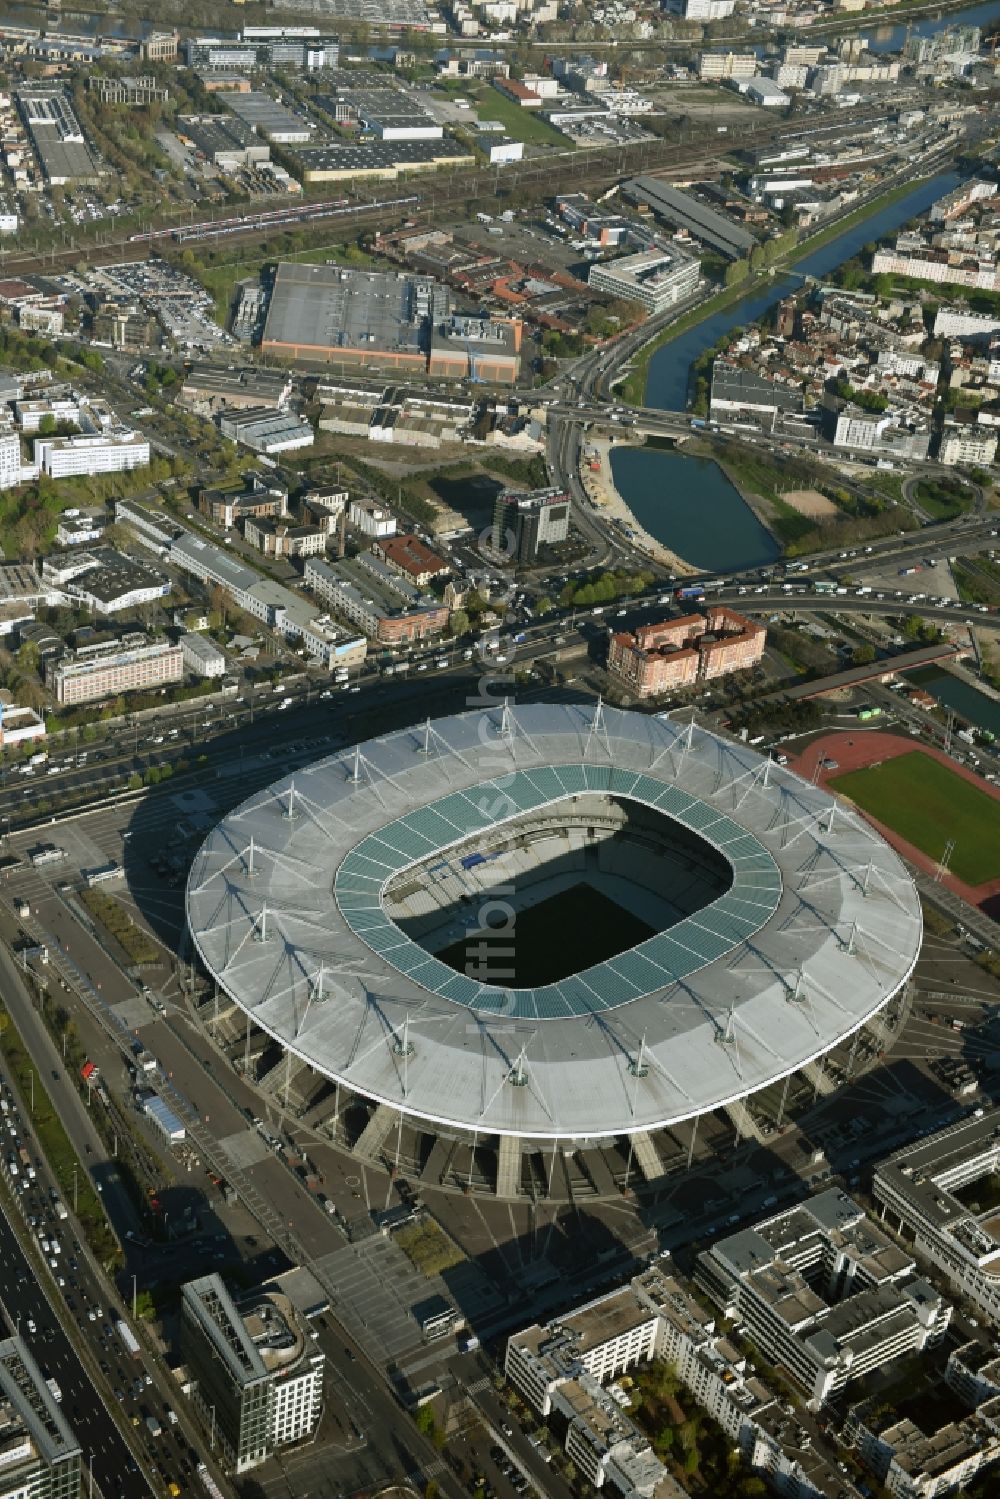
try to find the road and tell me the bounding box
[0,1079,154,1498]
[1,794,474,1499]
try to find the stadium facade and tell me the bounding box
[186,704,921,1197]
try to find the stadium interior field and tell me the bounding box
[385,793,734,987]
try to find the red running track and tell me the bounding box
[789,729,1000,918]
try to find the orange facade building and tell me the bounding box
[608,607,766,698]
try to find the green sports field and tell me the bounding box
[830,751,1000,887]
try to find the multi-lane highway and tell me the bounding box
[0,1077,153,1498]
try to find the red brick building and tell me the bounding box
[608,607,766,698]
[374,533,450,586]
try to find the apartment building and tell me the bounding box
[304,555,448,645]
[937,423,998,467]
[695,1191,951,1409]
[349,497,397,539]
[608,608,766,698]
[874,1108,1000,1325]
[506,1263,861,1499]
[49,637,184,705]
[845,1397,1000,1498]
[243,518,326,560]
[698,52,757,81]
[871,245,1000,293]
[0,431,24,490]
[180,632,226,679]
[199,475,288,530]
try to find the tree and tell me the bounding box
[535,595,554,616]
[448,609,469,638]
[134,1290,156,1320]
[16,640,39,676]
[852,643,876,666]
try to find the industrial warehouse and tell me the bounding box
[260,261,522,379]
[186,703,920,1199]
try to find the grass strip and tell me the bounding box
[0,1006,121,1268]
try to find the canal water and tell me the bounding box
[616,170,963,570]
[644,169,960,412]
[908,666,1000,736]
[609,447,780,572]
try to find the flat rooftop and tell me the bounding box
[263,262,446,357]
[292,139,471,175]
[219,90,314,141]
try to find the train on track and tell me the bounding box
[126,193,420,246]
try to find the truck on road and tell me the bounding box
[117,1319,141,1358]
[674,585,706,602]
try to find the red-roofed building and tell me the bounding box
[493,79,543,108]
[373,533,450,586]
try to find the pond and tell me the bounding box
[608,447,781,573]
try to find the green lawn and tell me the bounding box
[467,86,571,148]
[830,751,1000,886]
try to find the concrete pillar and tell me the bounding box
[496,1134,522,1199]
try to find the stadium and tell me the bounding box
[185,703,922,1199]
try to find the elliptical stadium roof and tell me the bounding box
[186,703,921,1141]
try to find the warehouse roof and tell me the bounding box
[624,176,756,259]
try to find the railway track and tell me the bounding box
[0,107,888,278]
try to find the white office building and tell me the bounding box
[34,431,150,479]
[696,1191,952,1409]
[588,246,700,314]
[180,1274,323,1474]
[874,1108,1000,1325]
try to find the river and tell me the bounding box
[908,666,1000,736]
[861,0,1000,53]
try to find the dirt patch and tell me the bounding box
[782,488,838,519]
